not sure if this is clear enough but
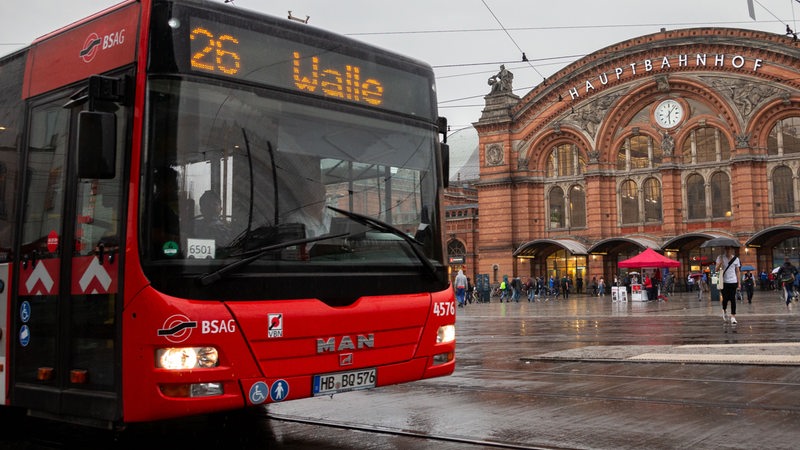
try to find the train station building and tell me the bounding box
[446,27,800,287]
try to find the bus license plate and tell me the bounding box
[313,368,376,396]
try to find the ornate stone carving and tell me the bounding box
[735,133,752,149]
[571,105,600,137]
[569,94,621,138]
[487,65,513,95]
[709,77,783,118]
[587,150,600,162]
[517,157,529,170]
[485,143,504,166]
[655,75,671,92]
[661,132,674,156]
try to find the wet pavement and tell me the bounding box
[4,289,800,449]
[267,289,800,449]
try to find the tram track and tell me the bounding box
[264,359,800,450]
[265,412,573,450]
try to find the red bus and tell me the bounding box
[0,0,455,427]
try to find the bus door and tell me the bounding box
[13,80,126,422]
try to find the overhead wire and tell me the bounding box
[433,3,796,119]
[344,20,785,37]
[433,54,585,70]
[480,0,545,80]
[754,0,799,37]
[403,2,800,135]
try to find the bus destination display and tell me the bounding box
[187,18,433,118]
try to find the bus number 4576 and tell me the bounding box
[433,301,455,317]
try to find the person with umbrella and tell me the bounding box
[776,261,798,310]
[715,245,741,324]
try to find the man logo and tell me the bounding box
[317,334,374,353]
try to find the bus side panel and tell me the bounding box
[0,264,8,405]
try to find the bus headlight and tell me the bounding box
[156,347,219,370]
[436,325,455,344]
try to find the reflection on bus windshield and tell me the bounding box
[145,79,438,264]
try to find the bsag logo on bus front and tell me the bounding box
[79,29,126,63]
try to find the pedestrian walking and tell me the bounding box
[512,277,522,303]
[777,261,798,310]
[716,246,741,324]
[454,270,467,307]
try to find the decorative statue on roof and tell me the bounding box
[488,65,513,95]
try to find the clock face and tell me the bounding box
[654,99,684,129]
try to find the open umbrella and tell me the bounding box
[741,265,756,272]
[700,237,740,248]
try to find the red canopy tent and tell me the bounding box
[617,247,680,268]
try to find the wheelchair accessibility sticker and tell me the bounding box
[249,381,269,405]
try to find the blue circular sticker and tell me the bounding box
[20,301,31,323]
[249,381,269,405]
[19,325,30,347]
[270,379,289,402]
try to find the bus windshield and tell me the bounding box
[142,78,441,294]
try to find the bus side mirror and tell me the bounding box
[437,116,449,188]
[77,111,116,179]
[441,142,450,188]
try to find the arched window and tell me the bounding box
[569,185,586,228]
[773,165,795,214]
[710,172,731,218]
[549,186,565,228]
[682,127,730,164]
[620,180,639,224]
[447,239,466,257]
[768,117,800,156]
[643,178,662,222]
[686,173,706,220]
[616,142,627,171]
[629,135,651,169]
[617,135,661,171]
[547,144,585,177]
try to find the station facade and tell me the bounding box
[464,27,800,287]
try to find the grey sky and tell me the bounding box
[1,1,798,131]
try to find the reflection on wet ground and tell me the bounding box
[267,290,800,449]
[3,290,800,449]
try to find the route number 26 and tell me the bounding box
[190,27,241,75]
[433,301,455,317]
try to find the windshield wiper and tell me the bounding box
[327,206,439,280]
[198,233,346,286]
